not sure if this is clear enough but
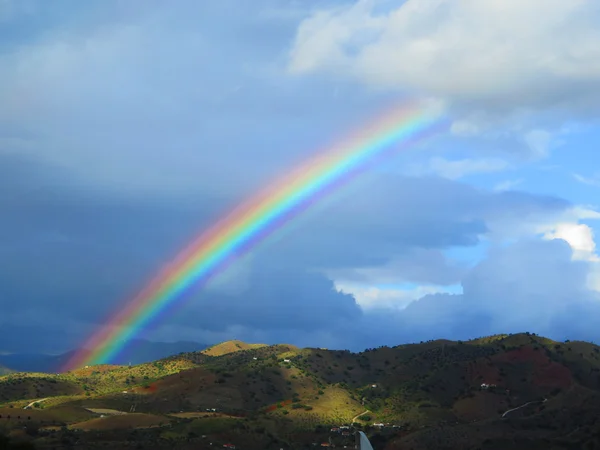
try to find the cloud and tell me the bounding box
[2,1,600,357]
[326,248,466,286]
[334,282,460,311]
[0,150,577,352]
[574,172,600,187]
[494,178,524,192]
[289,0,600,113]
[0,1,338,201]
[523,129,553,160]
[175,267,362,334]
[287,0,600,157]
[1,0,431,202]
[543,223,600,262]
[537,211,600,293]
[407,157,510,180]
[337,237,600,350]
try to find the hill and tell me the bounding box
[1,333,600,449]
[200,340,268,356]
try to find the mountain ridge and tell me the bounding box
[1,333,600,449]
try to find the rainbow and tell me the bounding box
[64,100,447,371]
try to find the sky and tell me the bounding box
[2,0,600,354]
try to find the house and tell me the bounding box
[283,359,291,363]
[481,383,497,390]
[371,384,377,388]
[373,423,385,428]
[330,427,339,432]
[341,431,350,436]
[223,444,236,449]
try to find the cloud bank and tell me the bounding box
[1,0,599,355]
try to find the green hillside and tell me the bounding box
[1,334,600,449]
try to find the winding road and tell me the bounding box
[352,409,370,422]
[501,398,547,418]
[23,398,48,409]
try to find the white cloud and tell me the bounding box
[535,207,600,293]
[288,0,600,139]
[494,178,523,192]
[574,173,600,187]
[407,157,509,180]
[335,282,461,311]
[325,248,466,286]
[543,222,599,262]
[483,205,600,245]
[522,129,553,160]
[289,0,600,103]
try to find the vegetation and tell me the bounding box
[1,334,600,449]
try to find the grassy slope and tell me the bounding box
[200,340,268,357]
[1,335,600,449]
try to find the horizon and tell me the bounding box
[2,0,600,359]
[1,331,592,362]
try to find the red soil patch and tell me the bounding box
[493,345,547,365]
[492,345,573,389]
[265,399,292,412]
[133,383,158,393]
[533,361,572,388]
[464,360,502,385]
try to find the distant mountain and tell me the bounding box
[0,339,208,373]
[0,353,66,374]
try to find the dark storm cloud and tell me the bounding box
[1,0,598,356]
[334,238,600,350]
[169,268,361,333]
[0,149,574,352]
[258,175,569,270]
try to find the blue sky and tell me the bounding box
[2,0,600,354]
